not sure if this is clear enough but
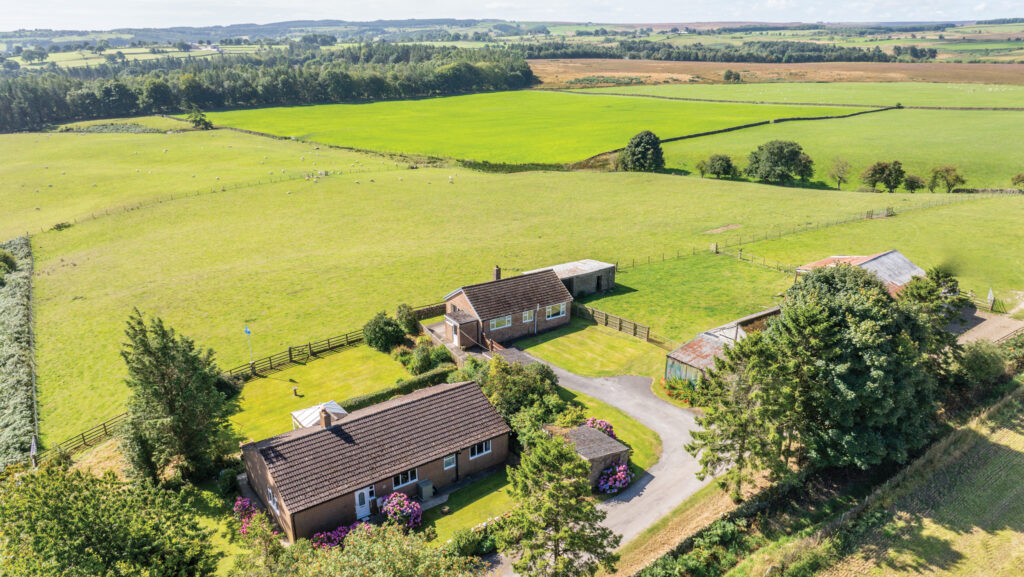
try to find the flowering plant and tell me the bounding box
[382,492,423,528]
[233,497,258,535]
[664,378,697,405]
[585,417,616,439]
[596,460,634,494]
[312,521,368,549]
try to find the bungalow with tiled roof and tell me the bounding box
[796,250,925,297]
[443,267,573,349]
[241,381,510,542]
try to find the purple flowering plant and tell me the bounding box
[596,460,634,494]
[382,492,422,528]
[586,417,616,439]
[233,497,258,535]
[312,521,368,549]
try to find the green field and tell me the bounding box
[660,109,1024,189]
[571,82,1024,108]
[23,127,954,443]
[205,91,867,163]
[517,319,667,380]
[741,196,1024,313]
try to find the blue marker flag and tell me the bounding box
[244,325,251,335]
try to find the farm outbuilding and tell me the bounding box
[524,259,616,298]
[556,425,631,489]
[665,307,779,383]
[796,250,925,297]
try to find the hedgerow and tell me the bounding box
[0,237,35,467]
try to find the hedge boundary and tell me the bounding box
[0,237,36,467]
[337,363,458,413]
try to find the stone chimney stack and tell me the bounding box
[319,406,332,429]
[494,265,501,281]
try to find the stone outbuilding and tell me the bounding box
[558,425,631,488]
[524,259,616,299]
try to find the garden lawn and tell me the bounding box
[517,319,666,380]
[580,253,792,341]
[0,125,400,240]
[205,91,866,164]
[230,345,410,441]
[742,196,1024,314]
[571,82,1024,108]
[29,156,947,443]
[420,467,514,545]
[660,108,1024,190]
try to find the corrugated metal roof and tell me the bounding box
[523,259,616,279]
[667,307,780,371]
[796,250,925,296]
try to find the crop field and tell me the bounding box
[660,109,1024,189]
[22,127,954,442]
[0,125,402,240]
[741,196,1024,313]
[819,395,1024,577]
[204,91,867,163]
[570,82,1024,108]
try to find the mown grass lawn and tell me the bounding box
[30,158,948,442]
[420,467,514,545]
[661,108,1024,189]
[230,345,410,441]
[205,91,866,164]
[580,253,792,341]
[517,319,666,380]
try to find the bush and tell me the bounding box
[706,154,738,179]
[596,460,634,494]
[0,238,35,467]
[1013,173,1024,189]
[1001,333,1024,374]
[447,528,482,556]
[217,468,237,496]
[312,521,367,549]
[0,249,15,275]
[342,364,456,412]
[620,130,665,172]
[363,311,406,353]
[382,492,422,528]
[585,417,616,439]
[395,303,420,335]
[960,340,1007,387]
[555,405,587,427]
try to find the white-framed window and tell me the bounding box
[489,315,512,330]
[523,310,534,323]
[393,468,418,489]
[469,439,492,459]
[266,485,280,515]
[545,302,566,320]
[443,454,457,470]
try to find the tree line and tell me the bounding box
[519,39,936,63]
[0,43,536,132]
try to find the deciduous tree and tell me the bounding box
[929,166,966,193]
[904,173,925,193]
[706,154,738,179]
[363,311,406,352]
[744,140,814,184]
[826,156,851,190]
[619,130,664,172]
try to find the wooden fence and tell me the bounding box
[33,413,128,464]
[573,303,650,341]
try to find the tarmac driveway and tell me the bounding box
[484,348,710,574]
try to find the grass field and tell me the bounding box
[580,253,792,341]
[230,345,410,441]
[28,143,952,442]
[661,108,1024,189]
[571,82,1024,108]
[0,126,401,240]
[741,196,1024,314]
[204,91,866,163]
[818,393,1024,577]
[517,319,667,380]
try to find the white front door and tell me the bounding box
[449,322,460,347]
[355,486,374,519]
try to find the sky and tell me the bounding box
[0,0,1019,31]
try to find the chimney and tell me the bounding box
[319,406,332,429]
[493,265,501,281]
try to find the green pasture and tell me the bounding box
[742,196,1024,313]
[0,126,401,240]
[517,319,666,380]
[570,82,1024,108]
[580,253,792,341]
[204,91,866,163]
[27,154,948,442]
[660,109,1024,189]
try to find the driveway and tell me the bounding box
[483,348,710,575]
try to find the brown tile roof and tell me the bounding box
[447,269,573,321]
[245,381,510,514]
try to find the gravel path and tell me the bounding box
[484,348,710,575]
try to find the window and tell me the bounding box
[523,310,534,323]
[443,454,457,470]
[469,439,492,459]
[545,302,566,320]
[489,315,511,330]
[266,485,279,515]
[393,468,418,489]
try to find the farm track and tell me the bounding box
[547,88,1024,111]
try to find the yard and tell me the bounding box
[517,318,666,380]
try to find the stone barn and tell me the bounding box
[524,259,616,298]
[554,425,631,489]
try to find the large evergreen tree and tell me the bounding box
[500,435,620,577]
[120,308,231,481]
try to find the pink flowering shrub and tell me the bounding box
[233,497,258,535]
[312,521,368,549]
[596,460,634,494]
[586,417,616,439]
[382,492,422,528]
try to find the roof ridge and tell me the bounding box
[338,380,478,425]
[460,268,555,291]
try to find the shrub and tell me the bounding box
[1001,333,1024,374]
[0,249,15,275]
[382,492,422,528]
[395,303,420,335]
[363,311,405,352]
[217,468,237,496]
[1013,173,1024,189]
[233,496,259,535]
[596,460,634,494]
[447,527,482,556]
[342,364,456,412]
[706,154,738,179]
[0,238,34,467]
[555,405,587,427]
[392,344,413,367]
[664,378,698,405]
[312,521,367,549]
[620,130,665,172]
[51,222,73,231]
[960,340,1007,387]
[585,417,616,439]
